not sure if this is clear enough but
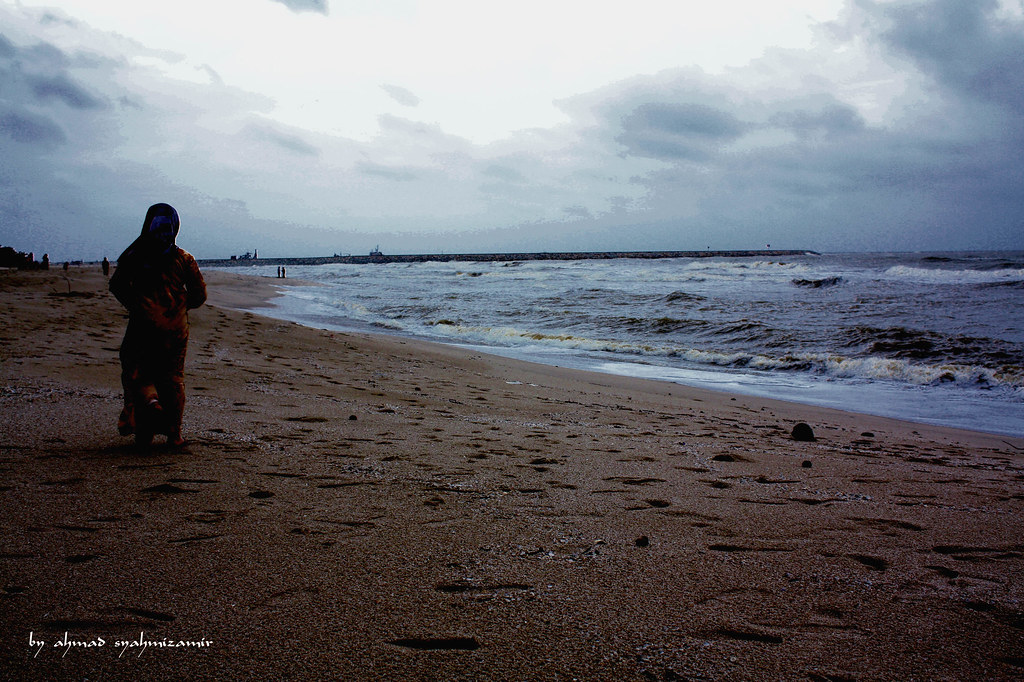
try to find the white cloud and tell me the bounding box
[381,84,420,107]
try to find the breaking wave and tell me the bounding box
[424,320,1024,392]
[882,265,1024,285]
[840,325,1024,366]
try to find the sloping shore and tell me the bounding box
[1,267,1022,680]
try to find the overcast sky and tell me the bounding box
[1,0,1022,259]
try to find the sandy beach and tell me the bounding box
[1,266,1022,681]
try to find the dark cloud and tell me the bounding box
[482,165,526,183]
[0,33,67,75]
[0,34,16,58]
[269,133,319,157]
[28,73,104,109]
[21,40,70,69]
[0,34,103,110]
[768,102,865,136]
[627,102,747,139]
[532,0,1024,252]
[118,95,143,110]
[355,161,418,182]
[39,12,80,28]
[0,110,66,146]
[248,124,320,157]
[617,102,748,160]
[869,0,1024,113]
[562,205,593,219]
[270,0,328,15]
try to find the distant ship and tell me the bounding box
[369,245,384,259]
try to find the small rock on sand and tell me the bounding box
[792,423,816,441]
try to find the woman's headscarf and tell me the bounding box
[117,203,180,265]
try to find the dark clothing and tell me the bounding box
[110,204,206,443]
[110,245,206,336]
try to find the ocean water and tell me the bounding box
[212,252,1024,436]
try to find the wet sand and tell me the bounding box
[1,266,1022,680]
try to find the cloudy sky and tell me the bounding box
[1,0,1022,260]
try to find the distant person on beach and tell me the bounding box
[109,203,206,447]
[41,254,49,270]
[101,257,110,276]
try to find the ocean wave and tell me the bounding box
[676,260,810,278]
[593,314,779,343]
[582,259,816,285]
[665,290,707,303]
[422,320,1024,391]
[792,276,842,288]
[682,349,1023,390]
[976,259,1024,271]
[816,356,1023,389]
[979,280,1024,290]
[882,265,1024,285]
[618,316,702,334]
[840,325,1024,366]
[713,321,777,344]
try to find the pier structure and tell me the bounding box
[200,249,816,268]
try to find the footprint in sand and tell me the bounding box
[141,483,199,494]
[702,627,784,644]
[389,637,480,651]
[847,554,889,571]
[107,607,176,622]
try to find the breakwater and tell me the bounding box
[200,249,816,267]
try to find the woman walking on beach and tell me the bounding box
[110,203,206,447]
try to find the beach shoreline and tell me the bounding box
[210,263,1024,439]
[1,266,1022,680]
